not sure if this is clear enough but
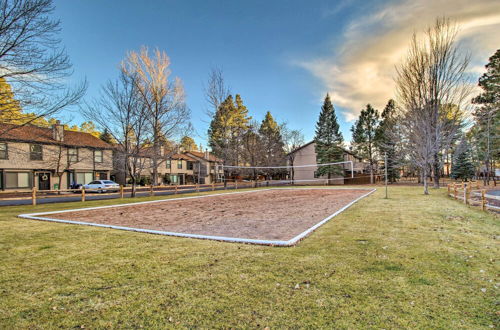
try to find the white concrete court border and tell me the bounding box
[18,187,377,247]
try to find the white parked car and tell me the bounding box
[83,180,120,193]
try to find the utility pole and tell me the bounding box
[384,152,388,199]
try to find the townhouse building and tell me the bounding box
[287,141,366,184]
[112,147,224,186]
[0,122,114,191]
[185,150,224,184]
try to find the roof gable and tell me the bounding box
[287,140,362,160]
[186,151,222,162]
[0,123,112,149]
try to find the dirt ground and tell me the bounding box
[44,189,370,241]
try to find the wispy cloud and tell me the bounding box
[297,0,500,122]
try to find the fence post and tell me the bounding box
[31,187,37,206]
[150,185,154,196]
[196,184,200,193]
[212,183,215,191]
[120,185,124,198]
[447,184,450,195]
[453,184,457,200]
[81,187,86,202]
[235,181,238,190]
[481,189,486,211]
[464,184,468,205]
[175,185,178,194]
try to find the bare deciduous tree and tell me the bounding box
[282,125,304,183]
[395,18,472,194]
[122,47,190,185]
[241,121,261,180]
[82,70,150,197]
[204,67,230,118]
[0,0,86,133]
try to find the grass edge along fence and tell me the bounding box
[0,180,280,206]
[447,181,499,213]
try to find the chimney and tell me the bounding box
[205,148,209,160]
[52,120,64,142]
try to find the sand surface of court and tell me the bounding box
[44,189,369,240]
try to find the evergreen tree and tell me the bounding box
[314,94,344,181]
[180,136,198,151]
[0,78,52,127]
[259,111,285,178]
[208,94,251,168]
[242,121,261,180]
[79,121,100,138]
[472,49,499,184]
[450,138,475,181]
[0,77,21,116]
[351,104,379,183]
[375,99,399,182]
[99,128,114,144]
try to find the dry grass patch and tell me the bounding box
[0,186,498,328]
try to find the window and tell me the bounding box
[5,172,31,189]
[166,159,171,169]
[76,172,94,184]
[67,148,78,163]
[94,150,103,163]
[30,144,42,160]
[170,174,178,184]
[177,160,182,169]
[187,161,193,170]
[0,143,7,159]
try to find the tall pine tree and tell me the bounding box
[180,136,198,151]
[208,94,251,168]
[259,111,285,178]
[471,49,499,184]
[351,104,379,183]
[375,99,399,182]
[99,128,115,144]
[450,138,475,181]
[314,94,344,181]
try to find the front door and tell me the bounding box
[38,172,50,190]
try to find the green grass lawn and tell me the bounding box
[0,186,498,328]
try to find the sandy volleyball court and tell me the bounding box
[40,189,371,241]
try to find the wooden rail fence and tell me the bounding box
[0,180,271,206]
[447,181,499,212]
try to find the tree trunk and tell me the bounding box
[423,166,429,195]
[131,180,136,198]
[369,162,374,184]
[432,154,440,188]
[57,174,63,194]
[152,155,158,186]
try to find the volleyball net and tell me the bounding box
[221,160,355,184]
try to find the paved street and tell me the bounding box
[0,186,233,206]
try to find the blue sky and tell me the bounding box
[54,0,500,146]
